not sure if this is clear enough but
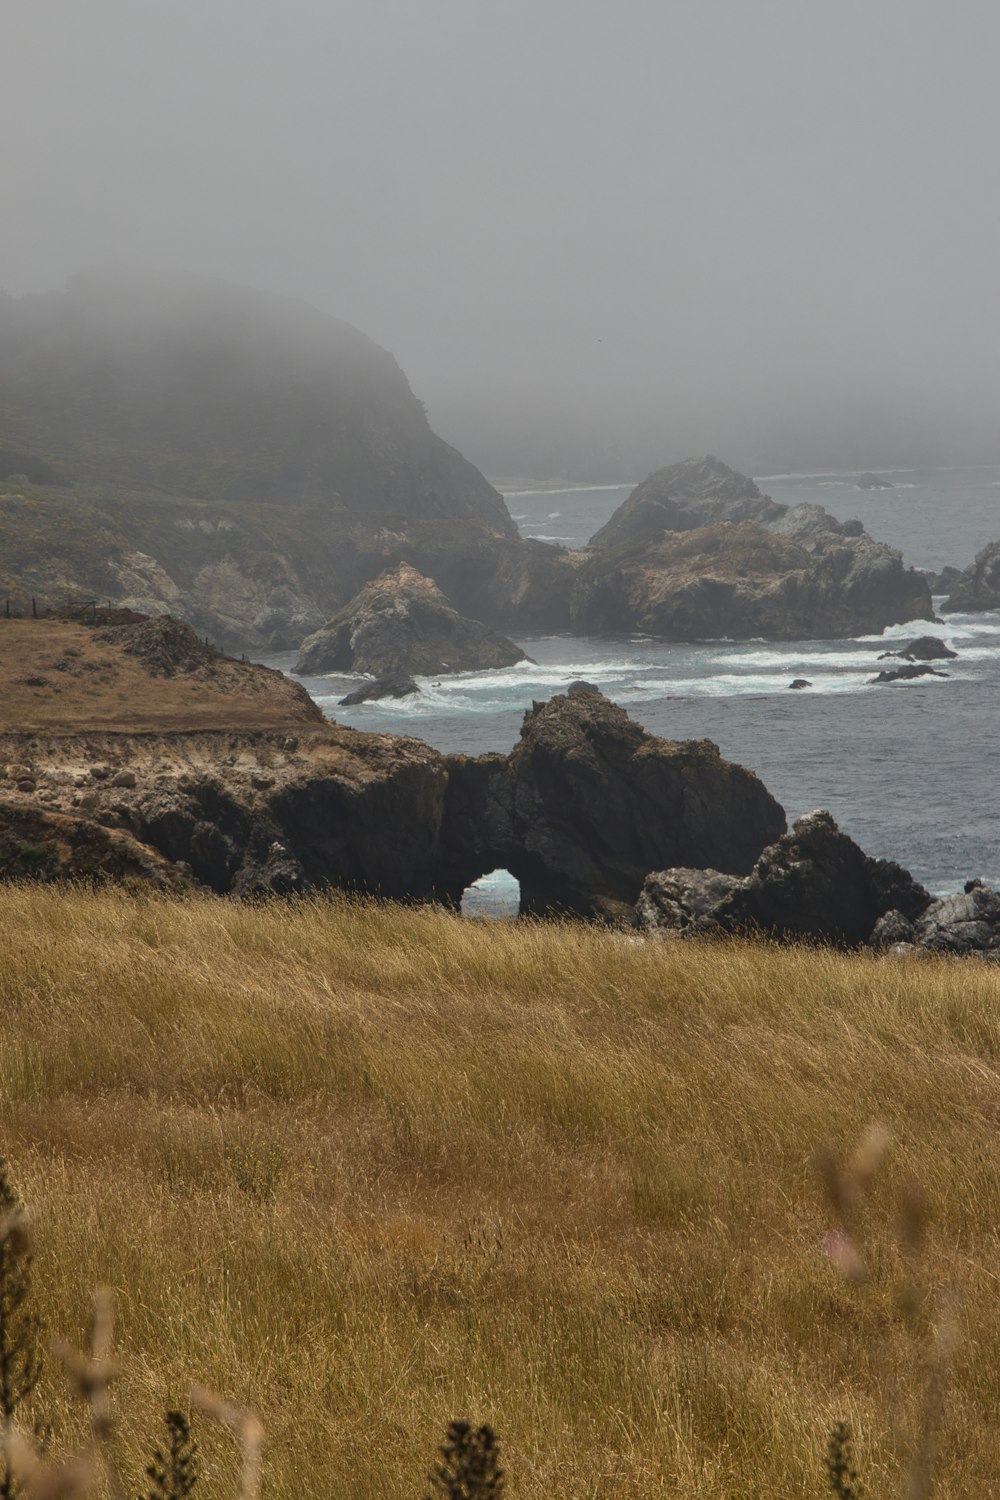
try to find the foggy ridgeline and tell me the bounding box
[0,270,521,650]
[0,269,940,656]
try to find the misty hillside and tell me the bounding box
[0,270,512,531]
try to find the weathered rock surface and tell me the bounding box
[589,455,781,550]
[857,473,895,489]
[439,683,786,919]
[638,811,1000,958]
[574,457,932,640]
[0,688,787,919]
[789,678,811,689]
[295,564,527,676]
[940,540,1000,613]
[636,810,929,947]
[911,880,1000,955]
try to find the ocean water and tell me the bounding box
[278,466,1000,901]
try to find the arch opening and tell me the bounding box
[459,868,521,920]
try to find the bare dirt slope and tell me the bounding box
[0,615,323,732]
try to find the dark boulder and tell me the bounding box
[789,679,811,689]
[877,635,957,662]
[338,677,419,706]
[636,810,930,947]
[295,563,528,676]
[857,473,895,489]
[869,663,948,684]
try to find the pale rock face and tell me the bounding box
[295,563,528,677]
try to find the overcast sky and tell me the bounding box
[4,0,1000,475]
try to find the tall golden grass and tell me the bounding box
[0,885,997,1498]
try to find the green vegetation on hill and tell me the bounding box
[1,886,997,1498]
[0,272,510,528]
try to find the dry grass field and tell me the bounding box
[0,886,998,1498]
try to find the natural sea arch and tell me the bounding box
[459,868,521,920]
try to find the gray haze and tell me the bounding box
[4,0,1000,478]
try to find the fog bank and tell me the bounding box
[4,0,999,477]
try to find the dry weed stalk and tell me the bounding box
[0,1430,94,1500]
[52,1289,122,1500]
[819,1126,959,1499]
[189,1388,261,1500]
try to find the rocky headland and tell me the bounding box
[0,619,784,918]
[294,563,527,678]
[1,614,996,951]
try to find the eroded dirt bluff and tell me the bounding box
[0,676,786,918]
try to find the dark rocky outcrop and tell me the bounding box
[295,564,527,677]
[789,679,811,689]
[940,540,1000,613]
[637,812,1000,958]
[338,676,419,706]
[0,688,786,919]
[438,683,786,919]
[636,810,929,947]
[877,635,957,662]
[869,663,948,684]
[856,473,894,489]
[573,458,932,640]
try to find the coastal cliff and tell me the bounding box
[0,618,784,918]
[0,276,932,650]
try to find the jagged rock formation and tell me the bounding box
[295,564,527,676]
[0,680,785,919]
[940,540,1000,613]
[438,683,786,919]
[637,811,1000,957]
[637,810,929,946]
[877,880,1000,956]
[573,457,933,639]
